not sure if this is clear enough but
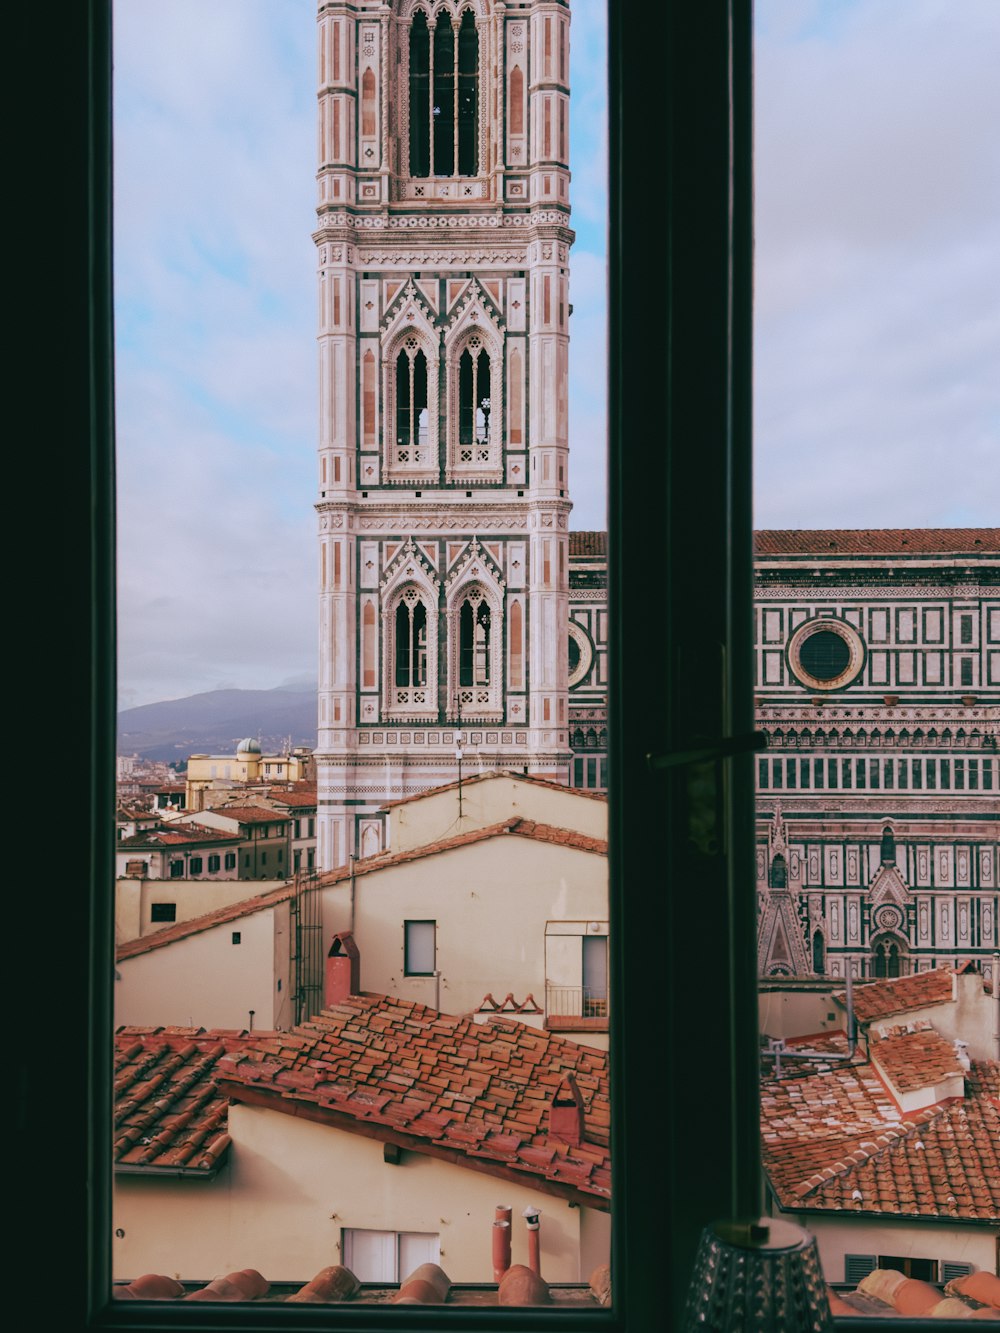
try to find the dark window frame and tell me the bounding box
[403,919,437,977]
[24,3,817,1330]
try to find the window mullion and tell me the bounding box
[428,21,435,176]
[452,20,459,178]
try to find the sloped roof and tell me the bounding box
[218,992,611,1209]
[839,969,955,1024]
[754,528,1000,555]
[317,815,607,885]
[378,769,607,810]
[114,1027,258,1174]
[116,882,299,961]
[116,815,606,964]
[118,825,241,850]
[761,1033,1000,1221]
[869,1025,966,1095]
[211,805,290,825]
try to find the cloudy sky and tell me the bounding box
[114,0,998,709]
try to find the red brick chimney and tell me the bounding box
[325,931,360,1005]
[548,1072,585,1146]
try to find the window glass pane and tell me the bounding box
[755,0,997,1299]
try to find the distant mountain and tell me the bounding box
[117,681,317,762]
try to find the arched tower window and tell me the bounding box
[409,12,431,176]
[880,824,896,864]
[449,577,502,720]
[770,854,787,889]
[395,593,428,688]
[458,337,491,460]
[409,8,479,179]
[459,592,491,686]
[384,580,438,718]
[395,340,429,463]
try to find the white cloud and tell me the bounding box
[754,0,1000,527]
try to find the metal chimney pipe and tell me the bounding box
[523,1206,541,1277]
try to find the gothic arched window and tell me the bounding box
[385,583,437,718]
[409,8,479,179]
[457,335,491,462]
[395,593,428,689]
[395,340,429,462]
[770,854,787,888]
[459,593,490,686]
[450,580,502,720]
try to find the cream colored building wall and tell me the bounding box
[323,835,608,1016]
[781,1210,998,1283]
[115,878,255,944]
[114,1104,607,1284]
[387,775,607,854]
[115,904,293,1031]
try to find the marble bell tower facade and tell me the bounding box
[314,0,574,869]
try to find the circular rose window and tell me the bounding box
[787,618,865,691]
[567,622,594,688]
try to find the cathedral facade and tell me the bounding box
[314,1,575,869]
[563,529,1000,982]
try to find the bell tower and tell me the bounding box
[314,0,574,870]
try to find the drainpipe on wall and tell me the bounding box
[348,854,356,934]
[993,951,999,1062]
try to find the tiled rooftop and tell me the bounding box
[213,805,291,825]
[761,1033,1000,1221]
[832,1268,1000,1319]
[568,530,607,557]
[114,1261,610,1308]
[754,528,1000,555]
[114,1028,258,1174]
[869,1024,966,1095]
[118,825,240,850]
[568,529,1000,557]
[218,992,611,1208]
[266,789,318,808]
[842,968,955,1023]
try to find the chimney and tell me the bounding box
[325,931,360,1005]
[492,1204,512,1281]
[549,1072,585,1146]
[523,1206,542,1277]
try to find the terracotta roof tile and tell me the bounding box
[841,969,955,1023]
[219,993,611,1207]
[568,531,607,557]
[754,528,1000,555]
[869,1026,966,1095]
[114,1028,265,1174]
[762,1034,1000,1221]
[114,1264,603,1307]
[118,825,240,850]
[213,805,290,825]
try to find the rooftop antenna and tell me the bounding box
[455,692,464,818]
